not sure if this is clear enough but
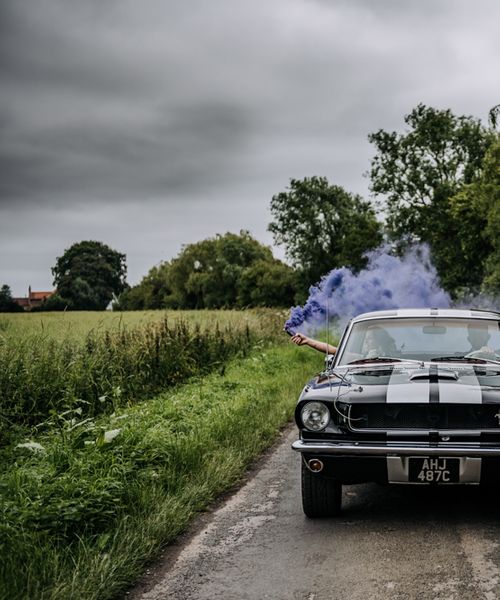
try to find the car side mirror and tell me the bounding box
[325,353,335,370]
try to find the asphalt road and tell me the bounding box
[127,426,500,600]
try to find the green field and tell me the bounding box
[0,309,288,431]
[0,309,324,600]
[0,308,287,341]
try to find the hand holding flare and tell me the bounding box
[285,328,337,355]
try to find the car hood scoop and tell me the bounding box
[409,370,458,381]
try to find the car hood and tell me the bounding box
[303,363,500,404]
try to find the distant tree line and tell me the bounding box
[114,231,298,310]
[2,103,498,312]
[117,101,499,310]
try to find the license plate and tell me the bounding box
[408,457,459,483]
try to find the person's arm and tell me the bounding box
[290,333,337,355]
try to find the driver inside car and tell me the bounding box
[466,324,496,356]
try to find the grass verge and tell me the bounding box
[1,343,321,600]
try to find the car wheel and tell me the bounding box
[301,461,342,518]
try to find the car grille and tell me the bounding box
[348,403,500,431]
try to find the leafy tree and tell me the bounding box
[268,176,382,285]
[0,284,23,312]
[168,231,273,309]
[450,134,500,293]
[113,263,173,310]
[116,231,296,310]
[368,104,493,293]
[52,241,127,310]
[237,259,297,307]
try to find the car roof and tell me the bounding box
[351,308,500,323]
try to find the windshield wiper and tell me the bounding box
[348,356,425,366]
[348,356,403,365]
[431,355,500,365]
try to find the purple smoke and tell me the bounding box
[285,244,451,333]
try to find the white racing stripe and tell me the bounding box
[437,367,482,404]
[386,369,430,403]
[385,366,483,404]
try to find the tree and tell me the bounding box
[115,231,297,310]
[268,176,382,286]
[52,241,127,310]
[449,134,500,293]
[0,285,23,312]
[237,259,297,307]
[167,231,273,309]
[113,262,173,310]
[368,104,493,293]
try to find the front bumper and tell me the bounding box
[292,440,500,484]
[292,440,500,457]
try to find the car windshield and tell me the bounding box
[336,318,500,366]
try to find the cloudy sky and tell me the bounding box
[1,0,499,296]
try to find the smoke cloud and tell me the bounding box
[285,245,451,334]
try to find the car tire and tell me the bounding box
[301,461,342,518]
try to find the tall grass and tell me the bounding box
[0,311,284,432]
[0,309,282,342]
[0,345,321,600]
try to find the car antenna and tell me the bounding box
[326,297,333,391]
[326,298,329,362]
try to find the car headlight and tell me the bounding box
[301,401,330,431]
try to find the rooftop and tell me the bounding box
[352,308,500,322]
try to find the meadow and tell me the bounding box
[0,309,323,600]
[0,309,286,433]
[0,309,279,341]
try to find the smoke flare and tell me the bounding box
[285,245,451,333]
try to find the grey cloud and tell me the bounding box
[2,0,497,206]
[1,0,499,294]
[0,99,252,204]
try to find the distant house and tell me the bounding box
[13,286,55,311]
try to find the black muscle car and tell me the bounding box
[292,308,500,517]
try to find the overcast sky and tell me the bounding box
[1,0,499,296]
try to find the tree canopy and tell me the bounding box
[449,134,500,293]
[167,231,273,308]
[268,176,382,285]
[236,258,297,308]
[368,104,493,293]
[52,241,127,310]
[116,231,297,310]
